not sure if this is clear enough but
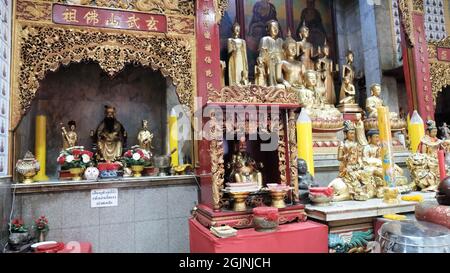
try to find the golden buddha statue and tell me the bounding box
[137,120,153,154]
[276,32,305,91]
[297,70,317,108]
[316,41,337,105]
[342,50,356,84]
[354,113,368,146]
[227,137,263,189]
[259,20,284,86]
[94,105,127,162]
[339,76,356,105]
[365,84,398,119]
[254,57,267,86]
[61,120,78,150]
[296,24,315,71]
[228,22,249,86]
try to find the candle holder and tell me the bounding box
[270,190,287,208]
[229,192,250,212]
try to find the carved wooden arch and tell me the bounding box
[429,37,450,104]
[11,24,195,130]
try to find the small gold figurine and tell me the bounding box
[254,57,267,86]
[227,137,263,188]
[61,120,78,150]
[137,120,154,155]
[339,76,356,105]
[316,40,337,105]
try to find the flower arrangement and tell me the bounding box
[9,218,28,233]
[122,146,152,167]
[57,146,94,170]
[33,215,49,233]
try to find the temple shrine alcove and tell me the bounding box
[14,62,190,178]
[434,86,450,135]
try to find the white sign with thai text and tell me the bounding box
[91,188,118,208]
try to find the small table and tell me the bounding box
[189,218,328,253]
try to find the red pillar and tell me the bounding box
[400,9,435,120]
[195,0,223,208]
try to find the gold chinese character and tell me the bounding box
[83,10,99,25]
[62,8,79,23]
[204,56,212,64]
[203,21,209,28]
[203,8,209,16]
[442,51,448,60]
[205,44,212,52]
[205,69,213,78]
[146,16,159,31]
[106,13,120,27]
[127,14,140,29]
[204,31,211,40]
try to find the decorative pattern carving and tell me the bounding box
[423,0,447,41]
[167,16,195,35]
[208,85,298,105]
[49,0,195,16]
[210,112,225,211]
[16,0,52,21]
[12,24,194,129]
[278,118,287,186]
[399,0,414,46]
[215,0,229,23]
[413,0,424,12]
[430,61,450,103]
[288,110,299,202]
[428,44,437,58]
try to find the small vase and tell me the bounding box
[69,168,83,181]
[131,165,144,177]
[38,231,46,242]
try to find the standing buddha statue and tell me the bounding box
[137,119,153,155]
[259,20,284,86]
[228,22,249,86]
[316,40,337,105]
[297,24,315,71]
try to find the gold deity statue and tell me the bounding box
[316,41,337,105]
[297,70,317,108]
[227,137,263,188]
[418,120,443,157]
[254,57,267,86]
[137,120,154,155]
[276,32,305,92]
[339,76,356,105]
[61,120,78,150]
[296,24,315,71]
[228,23,249,86]
[365,84,398,119]
[94,105,127,162]
[259,20,284,86]
[354,113,368,146]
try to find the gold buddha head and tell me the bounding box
[303,70,317,89]
[370,84,381,97]
[298,22,309,40]
[266,20,280,39]
[232,22,241,38]
[283,31,297,58]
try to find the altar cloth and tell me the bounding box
[189,218,328,253]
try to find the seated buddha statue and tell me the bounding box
[227,138,263,189]
[365,84,398,119]
[276,31,305,93]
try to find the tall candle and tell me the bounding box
[378,106,395,187]
[438,150,446,181]
[297,110,314,176]
[169,108,179,167]
[34,115,49,181]
[409,110,424,153]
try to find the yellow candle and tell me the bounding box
[34,115,49,181]
[297,110,314,176]
[409,110,424,153]
[377,106,395,187]
[169,108,179,167]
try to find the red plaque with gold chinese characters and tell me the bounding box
[437,47,450,62]
[52,3,167,33]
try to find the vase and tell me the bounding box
[38,231,46,242]
[131,165,144,177]
[69,168,83,181]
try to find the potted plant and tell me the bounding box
[33,215,49,242]
[8,218,29,245]
[57,146,94,181]
[123,146,152,177]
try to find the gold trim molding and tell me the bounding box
[399,0,414,46]
[208,85,299,105]
[429,37,450,104]
[11,24,194,129]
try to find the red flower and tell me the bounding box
[265,211,279,222]
[57,156,65,164]
[72,150,82,156]
[137,150,144,157]
[124,150,132,158]
[81,150,93,158]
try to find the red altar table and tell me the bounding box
[189,218,328,253]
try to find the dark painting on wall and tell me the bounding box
[245,0,287,79]
[293,0,334,52]
[219,0,237,69]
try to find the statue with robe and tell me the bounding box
[137,120,153,155]
[259,20,284,86]
[228,22,249,86]
[61,120,78,150]
[94,105,127,162]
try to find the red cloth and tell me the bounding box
[57,242,93,253]
[189,219,328,253]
